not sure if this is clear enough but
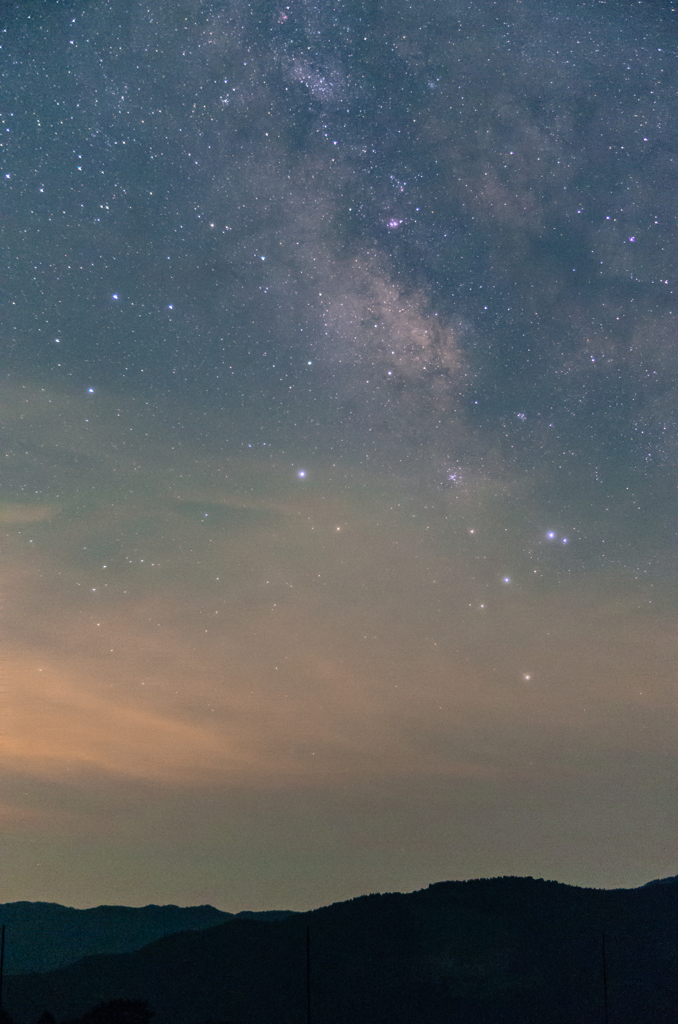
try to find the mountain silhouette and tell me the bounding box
[0,903,294,975]
[2,877,676,1024]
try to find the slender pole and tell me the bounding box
[306,924,311,1024]
[601,931,608,1024]
[0,924,5,1017]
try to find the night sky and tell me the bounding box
[1,0,676,911]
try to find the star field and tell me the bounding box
[0,0,675,910]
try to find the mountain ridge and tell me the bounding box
[3,875,676,1024]
[0,902,295,976]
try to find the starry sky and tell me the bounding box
[1,0,676,911]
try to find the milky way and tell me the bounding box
[1,0,675,910]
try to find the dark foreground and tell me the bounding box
[3,876,677,1024]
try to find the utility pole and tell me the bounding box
[0,924,6,1018]
[601,931,608,1024]
[306,924,311,1024]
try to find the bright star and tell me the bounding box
[298,470,306,478]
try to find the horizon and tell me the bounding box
[1,871,674,915]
